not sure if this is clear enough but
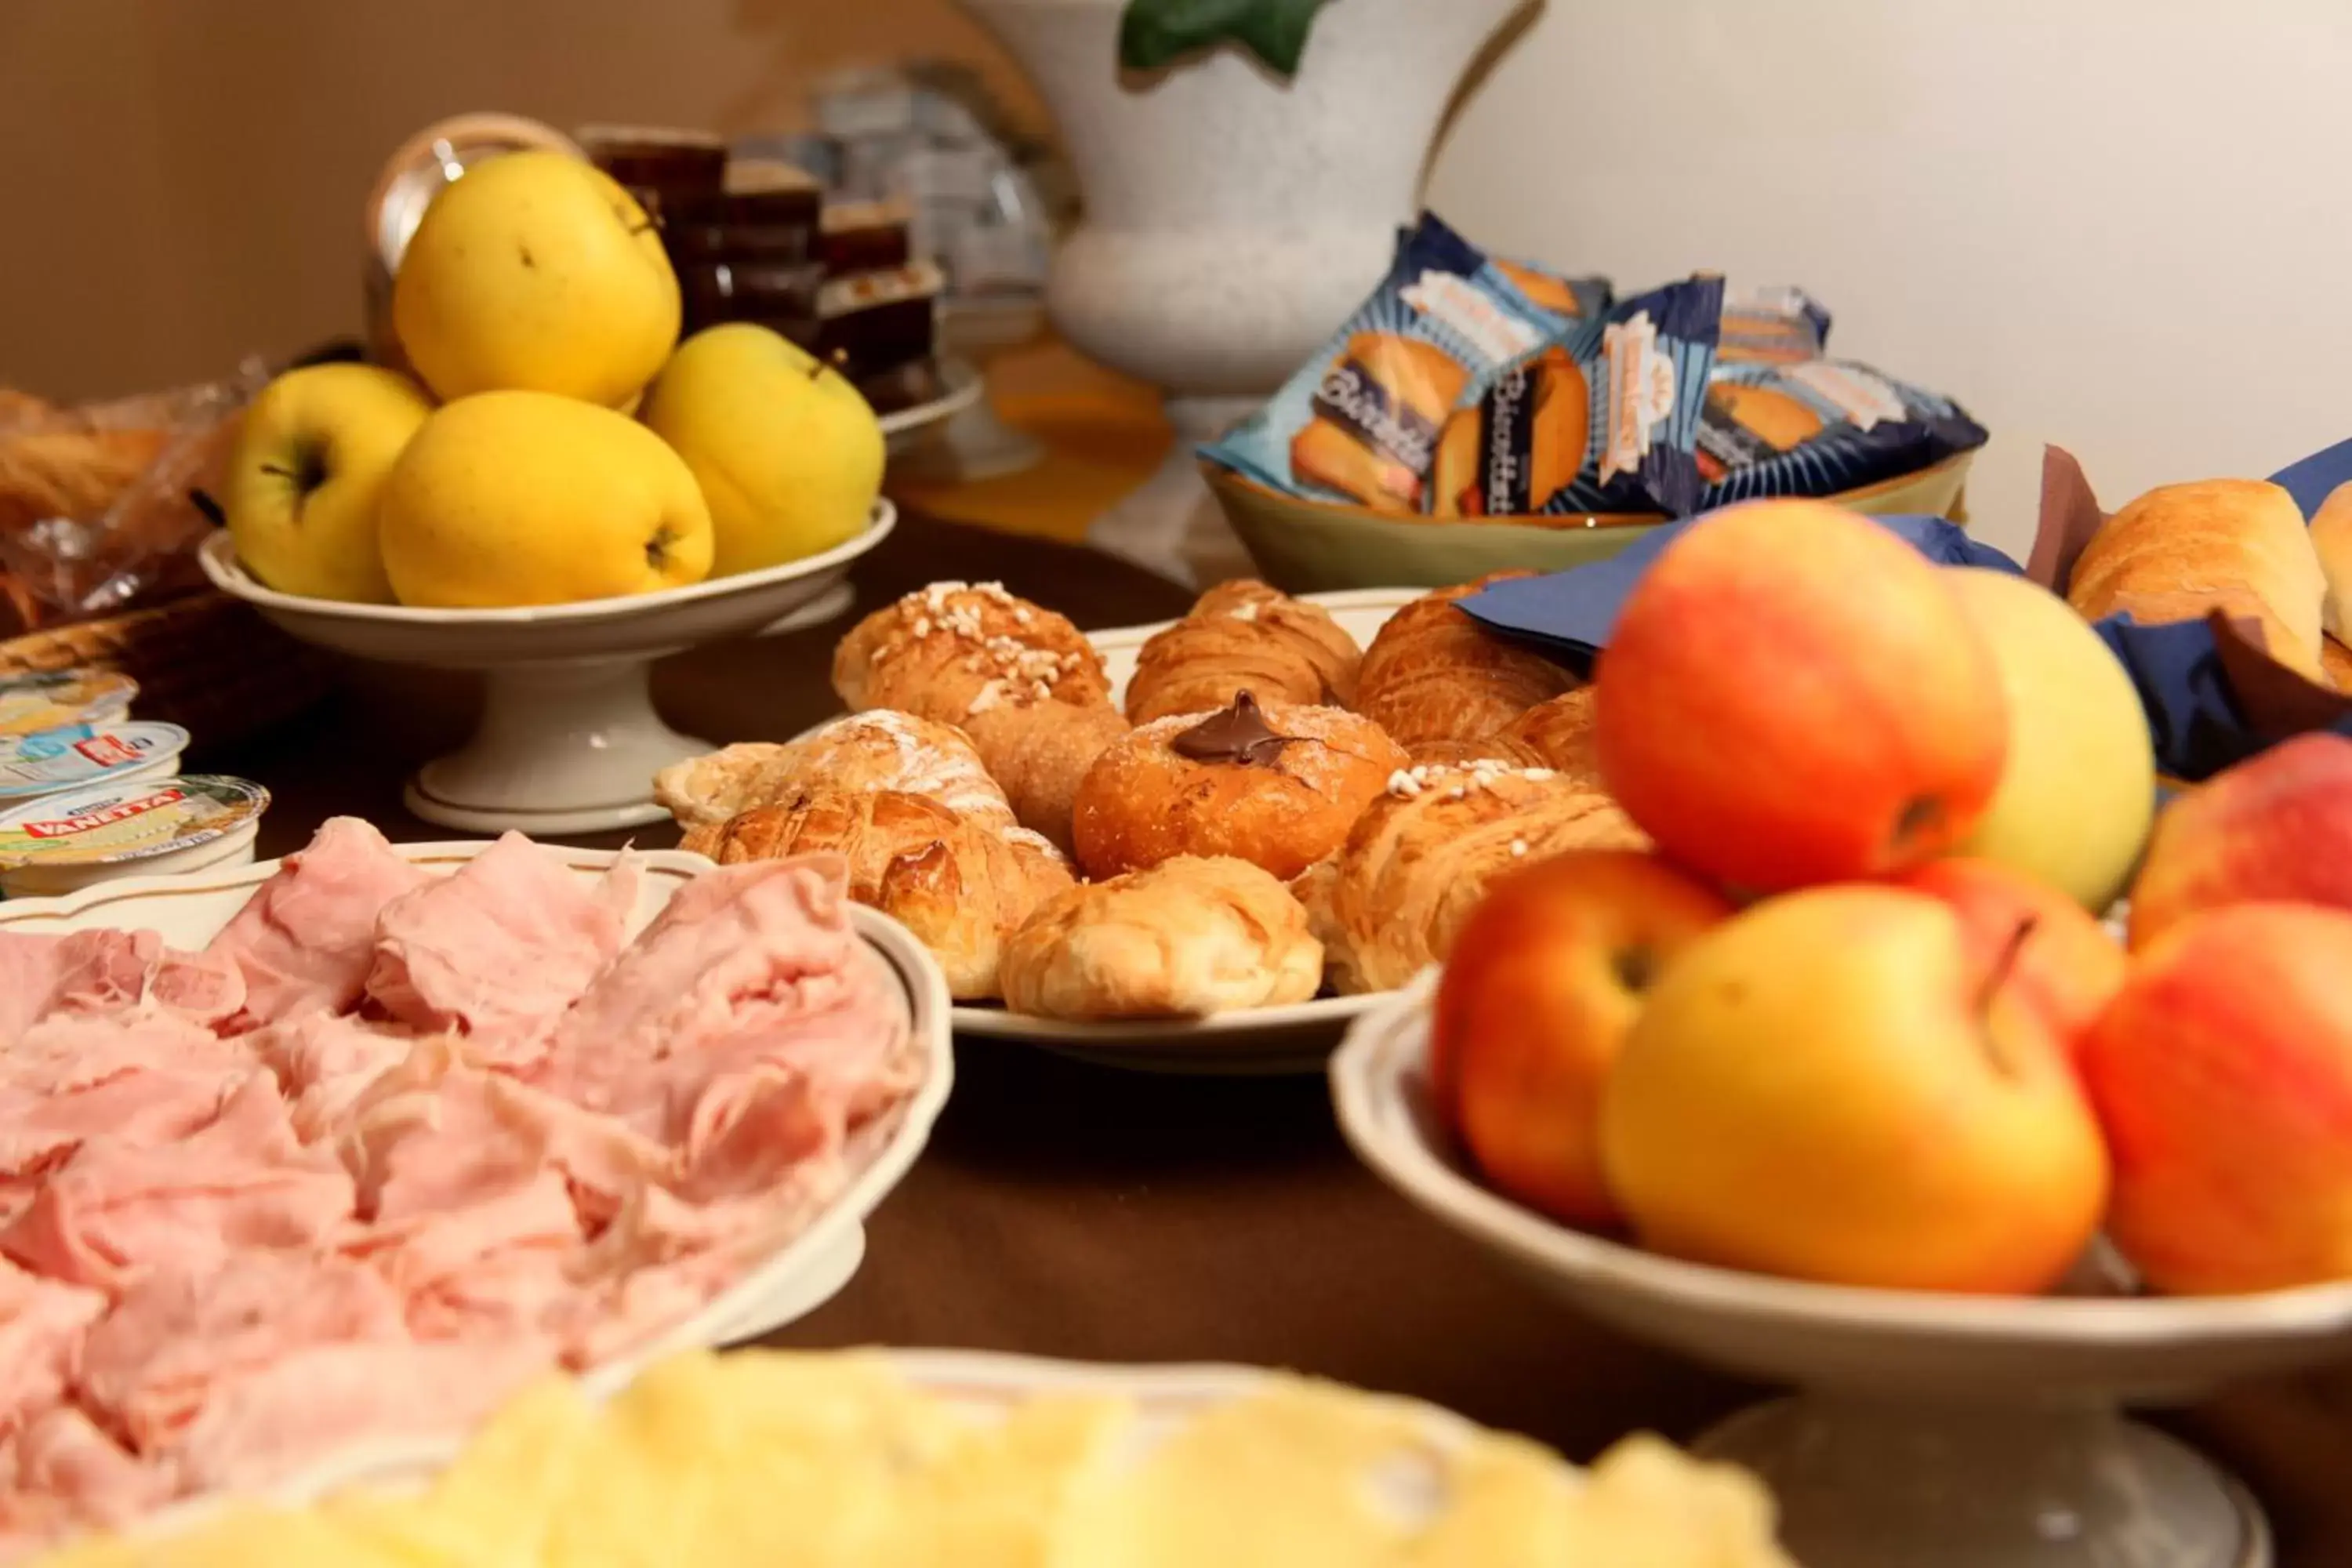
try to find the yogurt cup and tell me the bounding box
[0,670,139,738]
[0,775,270,899]
[0,721,188,804]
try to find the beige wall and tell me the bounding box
[0,0,1038,401]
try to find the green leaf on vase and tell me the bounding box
[1119,0,1330,78]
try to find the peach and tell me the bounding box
[1601,885,2109,1294]
[2128,734,2352,949]
[2078,902,2352,1294]
[1432,850,1736,1230]
[1593,500,2008,891]
[1893,858,2127,1051]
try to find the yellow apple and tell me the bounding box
[1599,884,2110,1294]
[638,324,884,578]
[391,150,680,408]
[377,390,713,608]
[1944,566,2155,911]
[220,363,433,603]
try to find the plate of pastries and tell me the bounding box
[655,575,1646,1073]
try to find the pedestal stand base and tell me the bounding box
[1697,1397,2270,1568]
[1085,394,1259,587]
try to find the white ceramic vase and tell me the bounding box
[962,0,1526,583]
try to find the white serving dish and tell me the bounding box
[200,503,897,836]
[946,589,1422,1074]
[0,836,955,1509]
[1330,977,2330,1568]
[144,1347,1545,1539]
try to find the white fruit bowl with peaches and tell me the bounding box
[1327,500,2352,1568]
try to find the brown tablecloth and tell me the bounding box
[213,513,2352,1566]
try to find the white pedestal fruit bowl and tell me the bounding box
[1331,976,2352,1568]
[201,503,893,835]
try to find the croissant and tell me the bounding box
[2067,480,2327,681]
[1353,573,1575,749]
[1495,688,1604,789]
[1405,735,1547,771]
[999,855,1323,1020]
[832,582,1129,851]
[1123,579,1363,724]
[655,710,1013,830]
[684,790,1073,1000]
[1298,762,1649,994]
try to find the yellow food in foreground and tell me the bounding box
[36,1351,1791,1568]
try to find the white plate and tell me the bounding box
[201,502,895,836]
[0,837,954,1509]
[916,589,1420,1073]
[1331,978,2305,1568]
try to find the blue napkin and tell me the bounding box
[1458,514,2020,671]
[1458,458,2352,782]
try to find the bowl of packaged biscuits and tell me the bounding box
[1199,212,1985,593]
[655,574,1645,1073]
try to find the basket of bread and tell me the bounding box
[655,575,1654,1069]
[0,371,333,747]
[1197,212,1986,591]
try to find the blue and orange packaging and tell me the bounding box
[1693,358,1987,508]
[1202,213,1719,519]
[1717,283,1832,365]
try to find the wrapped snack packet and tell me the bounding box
[1436,274,1724,520]
[1491,256,1612,325]
[1717,283,1831,365]
[1693,358,1987,509]
[1200,212,1584,514]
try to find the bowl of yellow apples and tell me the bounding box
[205,145,896,833]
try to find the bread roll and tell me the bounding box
[999,855,1323,1020]
[1497,688,1604,789]
[1124,579,1362,724]
[684,791,1073,1001]
[654,711,1011,830]
[1354,573,1576,749]
[2067,479,2325,681]
[1297,761,1648,995]
[2307,481,2352,653]
[1071,694,1407,883]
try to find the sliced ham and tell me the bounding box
[171,1334,555,1499]
[0,1063,235,1217]
[365,834,641,1062]
[528,857,861,1120]
[4,1406,176,1530]
[248,1012,419,1144]
[0,1260,104,1442]
[78,1252,408,1455]
[1,1076,354,1294]
[204,817,429,1028]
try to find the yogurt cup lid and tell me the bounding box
[0,670,139,737]
[0,775,270,868]
[0,721,190,800]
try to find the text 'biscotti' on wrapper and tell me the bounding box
[1200,212,1724,521]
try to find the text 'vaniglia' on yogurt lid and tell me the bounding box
[0,721,188,801]
[0,670,139,738]
[0,775,271,898]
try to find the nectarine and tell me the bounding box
[1593,501,2008,891]
[2128,734,2352,949]
[2079,901,2352,1294]
[1893,858,2126,1050]
[1432,850,1735,1229]
[1600,885,2109,1294]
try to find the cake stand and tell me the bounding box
[199,503,894,834]
[1331,979,2352,1568]
[877,358,985,459]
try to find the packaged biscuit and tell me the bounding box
[1718,283,1832,365]
[1693,358,1988,507]
[1491,256,1612,325]
[1201,213,1584,514]
[1433,274,1725,518]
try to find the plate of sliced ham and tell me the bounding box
[0,821,950,1559]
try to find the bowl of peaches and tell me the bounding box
[1334,502,2352,1568]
